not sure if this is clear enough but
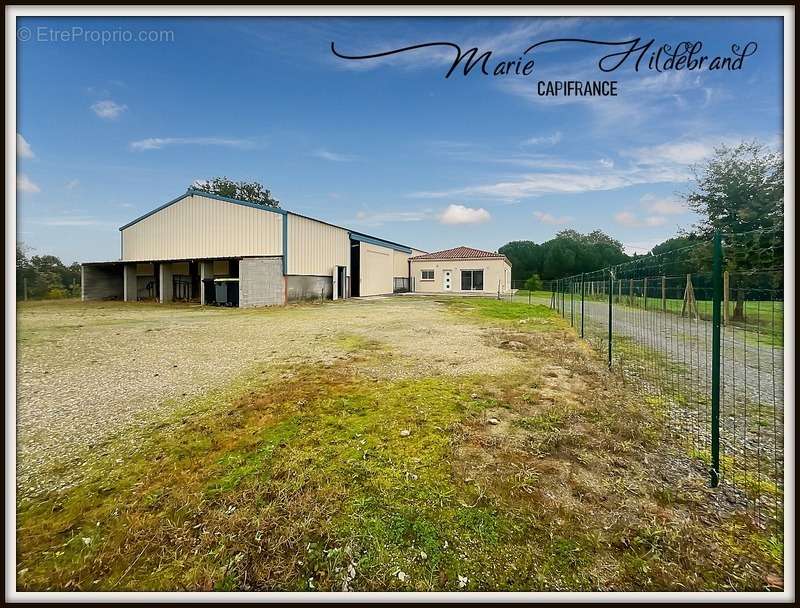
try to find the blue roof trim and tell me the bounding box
[349,232,412,254]
[287,211,416,253]
[119,188,286,231]
[117,189,418,255]
[282,213,288,275]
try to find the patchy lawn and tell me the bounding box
[16,298,782,591]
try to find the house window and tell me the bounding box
[421,270,434,280]
[461,270,484,291]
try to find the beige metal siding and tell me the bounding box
[411,258,512,294]
[286,214,350,276]
[360,242,394,296]
[392,250,411,277]
[392,248,428,278]
[121,194,283,262]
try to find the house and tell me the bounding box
[81,188,426,307]
[409,246,512,294]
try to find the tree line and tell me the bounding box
[15,141,782,299]
[500,141,784,288]
[500,229,629,283]
[17,245,82,300]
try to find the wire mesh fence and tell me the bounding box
[507,227,784,532]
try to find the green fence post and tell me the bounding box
[608,268,614,367]
[570,280,574,327]
[710,231,723,487]
[580,273,585,339]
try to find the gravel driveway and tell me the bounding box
[16,298,524,497]
[522,293,785,503]
[572,298,784,412]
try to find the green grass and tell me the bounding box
[577,293,784,347]
[441,297,561,328]
[16,298,783,591]
[607,333,783,526]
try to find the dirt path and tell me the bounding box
[518,293,785,492]
[16,298,523,497]
[520,294,784,411]
[574,299,783,412]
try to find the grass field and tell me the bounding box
[15,298,783,591]
[514,289,784,347]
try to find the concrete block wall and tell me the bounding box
[287,275,332,301]
[239,257,284,308]
[81,264,124,300]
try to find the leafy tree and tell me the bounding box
[16,243,81,299]
[498,240,541,281]
[684,141,783,237]
[524,274,543,292]
[193,177,280,208]
[681,140,783,286]
[500,229,629,281]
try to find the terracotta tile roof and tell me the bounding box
[409,246,510,264]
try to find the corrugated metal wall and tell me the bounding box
[392,250,410,277]
[360,242,394,296]
[121,194,283,261]
[286,214,349,276]
[392,248,428,277]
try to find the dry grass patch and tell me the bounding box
[16,298,783,591]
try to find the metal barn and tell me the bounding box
[81,189,426,307]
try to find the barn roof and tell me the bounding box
[118,188,418,254]
[409,246,510,264]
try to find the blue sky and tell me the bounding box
[15,16,784,263]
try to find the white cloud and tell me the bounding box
[623,241,660,255]
[410,139,708,202]
[313,148,357,162]
[29,215,116,227]
[65,179,80,190]
[523,131,562,146]
[17,134,34,159]
[533,210,572,225]
[130,137,254,151]
[90,100,128,119]
[352,209,430,226]
[627,140,715,166]
[439,204,491,225]
[614,211,666,228]
[413,172,632,200]
[17,174,40,194]
[640,194,686,215]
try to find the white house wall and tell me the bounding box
[121,194,283,262]
[411,259,511,294]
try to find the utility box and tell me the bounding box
[214,278,240,307]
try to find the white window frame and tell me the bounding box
[421,269,435,281]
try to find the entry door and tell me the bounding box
[332,265,346,300]
[443,270,452,291]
